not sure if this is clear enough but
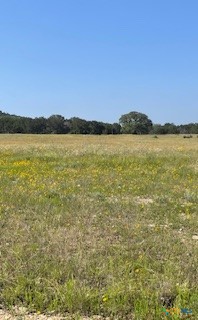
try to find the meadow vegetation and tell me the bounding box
[0,134,197,319]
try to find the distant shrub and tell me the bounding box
[183,135,193,138]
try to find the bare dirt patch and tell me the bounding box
[0,309,106,320]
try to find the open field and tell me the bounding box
[0,134,197,319]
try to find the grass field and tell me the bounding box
[0,134,197,319]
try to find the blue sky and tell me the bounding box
[0,0,197,124]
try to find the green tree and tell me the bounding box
[46,115,69,134]
[68,117,90,134]
[88,121,104,134]
[31,117,47,133]
[119,111,153,134]
[112,123,121,134]
[178,123,198,134]
[150,124,168,134]
[163,123,179,134]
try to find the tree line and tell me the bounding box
[0,110,197,134]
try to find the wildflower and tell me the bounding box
[102,295,109,302]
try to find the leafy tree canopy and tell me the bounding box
[0,109,197,134]
[119,111,153,134]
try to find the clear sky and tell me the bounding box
[0,0,197,124]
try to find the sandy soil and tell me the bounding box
[0,309,108,320]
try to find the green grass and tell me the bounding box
[0,134,197,319]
